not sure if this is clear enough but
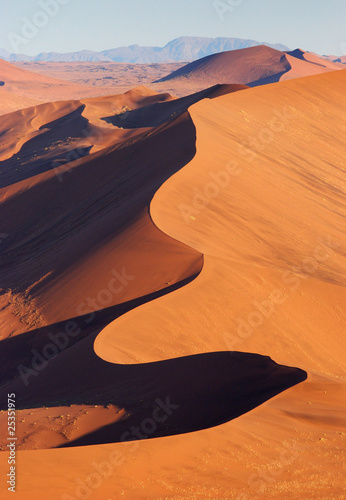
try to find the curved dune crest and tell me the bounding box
[96,70,346,371]
[0,78,302,456]
[89,68,346,498]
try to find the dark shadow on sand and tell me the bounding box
[0,281,306,448]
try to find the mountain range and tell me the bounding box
[0,36,290,63]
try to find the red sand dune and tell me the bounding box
[317,53,346,64]
[287,48,344,70]
[0,67,345,499]
[157,45,344,87]
[0,116,199,334]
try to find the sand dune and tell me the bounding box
[317,53,346,64]
[0,65,345,499]
[287,48,344,70]
[157,45,344,88]
[0,82,251,457]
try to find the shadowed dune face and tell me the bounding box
[0,86,174,160]
[0,111,202,333]
[0,101,93,187]
[57,352,306,448]
[0,87,178,189]
[0,83,248,339]
[0,320,306,449]
[287,48,344,70]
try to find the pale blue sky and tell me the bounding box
[1,0,345,56]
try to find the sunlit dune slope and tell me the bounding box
[96,70,346,372]
[93,69,346,498]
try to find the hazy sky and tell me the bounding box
[1,0,345,56]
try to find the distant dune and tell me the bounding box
[157,45,344,87]
[288,48,344,69]
[310,52,346,64]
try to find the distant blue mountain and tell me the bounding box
[0,37,290,63]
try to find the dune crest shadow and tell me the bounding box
[59,351,307,448]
